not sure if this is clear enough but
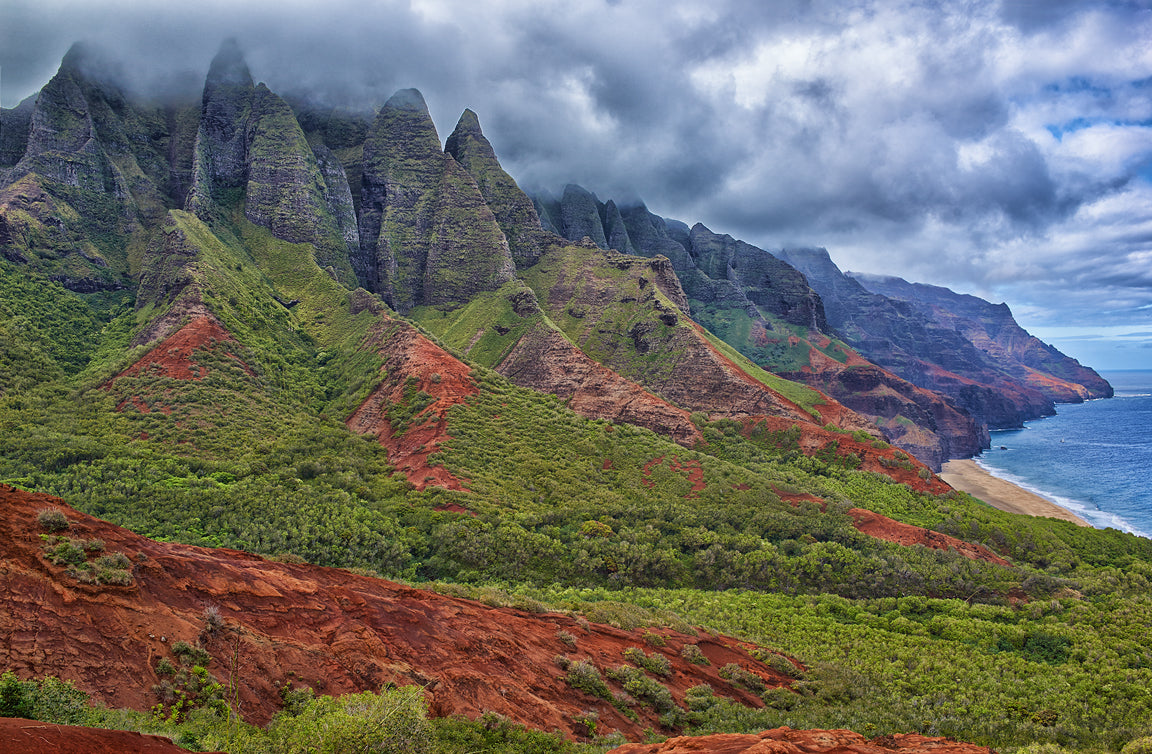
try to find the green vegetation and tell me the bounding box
[3,62,1152,754]
[0,674,602,753]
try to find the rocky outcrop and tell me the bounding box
[243,84,357,285]
[603,199,637,256]
[688,223,826,331]
[0,484,790,738]
[558,183,608,247]
[359,90,515,312]
[852,273,1113,401]
[618,201,697,271]
[608,727,995,754]
[779,248,1070,431]
[9,44,121,196]
[445,108,549,268]
[778,355,988,469]
[0,95,36,171]
[186,39,253,217]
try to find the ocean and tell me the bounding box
[973,370,1152,539]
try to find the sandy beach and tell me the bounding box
[940,459,1091,526]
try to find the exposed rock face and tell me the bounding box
[186,39,253,216]
[608,727,995,754]
[0,485,790,738]
[0,95,36,171]
[852,273,1113,401]
[244,84,357,285]
[0,43,191,291]
[313,142,362,267]
[618,201,697,271]
[10,45,120,196]
[0,719,208,754]
[778,248,1077,431]
[603,199,637,256]
[785,361,987,469]
[558,183,608,247]
[445,108,549,268]
[535,189,982,468]
[688,223,826,331]
[359,90,515,312]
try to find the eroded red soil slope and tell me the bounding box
[849,508,1010,567]
[740,417,951,495]
[0,718,209,754]
[347,319,479,490]
[113,313,251,382]
[0,485,789,739]
[608,726,994,754]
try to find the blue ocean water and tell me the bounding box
[973,370,1152,539]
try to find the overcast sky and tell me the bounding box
[3,0,1151,370]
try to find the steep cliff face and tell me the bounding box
[778,248,1082,430]
[688,223,826,332]
[444,109,549,268]
[852,273,1113,402]
[558,183,608,247]
[243,85,358,285]
[535,188,984,467]
[186,39,253,217]
[0,43,191,291]
[359,90,514,312]
[0,95,36,171]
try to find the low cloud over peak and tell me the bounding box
[3,0,1151,367]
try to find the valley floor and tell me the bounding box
[939,460,1089,526]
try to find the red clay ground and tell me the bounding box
[0,485,790,740]
[0,718,209,754]
[641,455,706,496]
[114,314,252,382]
[347,319,479,491]
[848,509,1010,567]
[772,487,1007,566]
[608,727,994,754]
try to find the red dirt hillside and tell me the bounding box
[848,509,1010,567]
[114,314,251,382]
[608,727,994,754]
[0,485,790,739]
[0,718,211,754]
[347,318,478,491]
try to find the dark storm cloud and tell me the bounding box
[3,0,1152,364]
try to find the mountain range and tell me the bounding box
[1,40,1148,754]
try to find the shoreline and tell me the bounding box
[939,459,1091,527]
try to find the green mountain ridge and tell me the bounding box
[0,40,1150,754]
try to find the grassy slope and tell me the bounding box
[1,176,1151,754]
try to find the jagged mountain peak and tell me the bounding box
[452,107,482,133]
[445,107,549,268]
[445,107,495,162]
[206,37,253,89]
[384,87,431,114]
